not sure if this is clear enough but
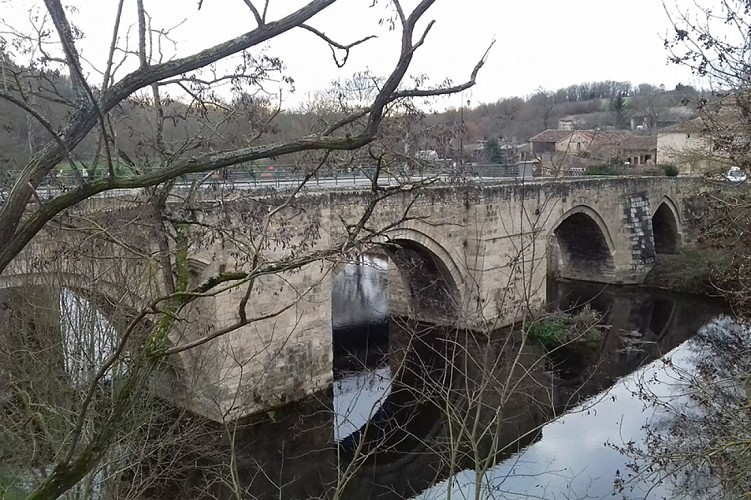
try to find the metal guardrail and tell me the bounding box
[0,164,523,197]
[172,164,521,188]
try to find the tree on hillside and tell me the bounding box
[630,83,677,130]
[610,92,628,129]
[0,1,492,499]
[530,89,556,130]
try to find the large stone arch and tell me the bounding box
[329,225,464,374]
[329,230,463,465]
[548,205,616,282]
[0,272,146,311]
[0,271,191,409]
[651,196,682,254]
[380,226,465,323]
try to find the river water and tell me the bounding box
[414,316,737,500]
[11,256,737,499]
[325,256,734,499]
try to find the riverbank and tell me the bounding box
[643,248,731,295]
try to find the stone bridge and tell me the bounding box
[0,176,701,420]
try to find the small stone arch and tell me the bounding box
[549,205,616,281]
[651,197,682,254]
[0,272,146,311]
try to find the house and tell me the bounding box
[529,130,577,155]
[464,140,486,163]
[656,118,723,174]
[582,130,656,166]
[529,128,657,173]
[620,135,657,166]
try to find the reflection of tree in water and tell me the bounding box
[332,254,390,373]
[616,315,751,498]
[331,254,388,329]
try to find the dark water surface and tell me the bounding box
[416,281,734,500]
[153,258,734,499]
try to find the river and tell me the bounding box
[326,257,734,499]
[18,255,738,499]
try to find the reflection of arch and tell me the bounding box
[330,254,390,373]
[652,197,682,254]
[337,322,449,467]
[382,227,464,321]
[549,206,615,280]
[648,298,678,341]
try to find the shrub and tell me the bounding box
[663,164,679,176]
[524,305,604,349]
[645,247,730,294]
[585,165,616,176]
[524,317,566,348]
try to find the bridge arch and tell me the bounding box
[0,272,189,400]
[549,206,616,281]
[651,197,682,254]
[330,228,462,463]
[380,226,464,322]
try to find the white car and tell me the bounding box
[725,166,747,183]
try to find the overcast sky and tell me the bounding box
[1,0,703,109]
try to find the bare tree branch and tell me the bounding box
[299,24,376,68]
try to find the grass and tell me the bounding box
[524,305,604,349]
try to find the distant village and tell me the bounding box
[414,84,732,178]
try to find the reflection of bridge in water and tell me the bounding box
[142,277,727,499]
[545,279,726,411]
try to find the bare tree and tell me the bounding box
[0,0,491,273]
[0,1,493,499]
[612,316,751,497]
[664,0,751,167]
[596,4,751,495]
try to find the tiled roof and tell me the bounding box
[620,135,657,150]
[529,130,574,143]
[658,118,704,134]
[530,128,656,151]
[587,131,656,150]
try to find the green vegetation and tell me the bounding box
[645,247,731,294]
[524,305,604,349]
[662,164,679,176]
[584,165,617,175]
[482,138,506,164]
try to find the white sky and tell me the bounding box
[1,0,704,109]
